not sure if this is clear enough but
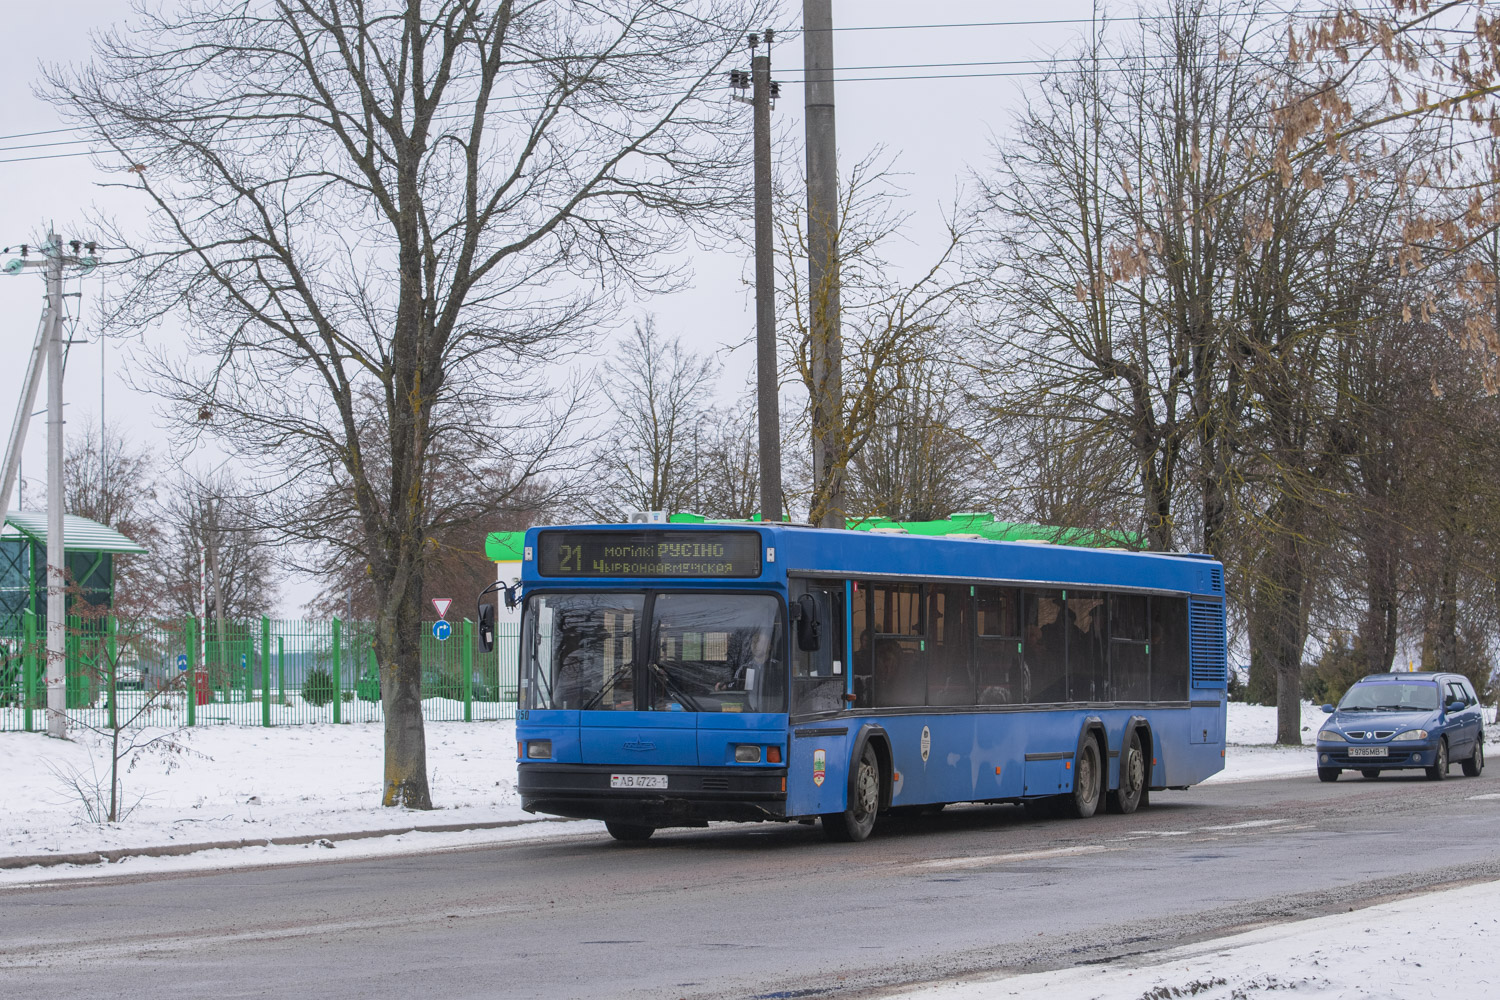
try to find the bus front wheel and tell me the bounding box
[605,821,655,842]
[823,743,881,842]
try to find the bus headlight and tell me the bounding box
[526,740,553,759]
[1392,730,1428,741]
[1317,730,1346,743]
[735,745,762,763]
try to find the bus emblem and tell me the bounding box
[813,749,826,786]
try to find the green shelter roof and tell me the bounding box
[1,511,148,554]
[484,513,1139,561]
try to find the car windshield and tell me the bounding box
[1337,681,1439,712]
[520,591,788,713]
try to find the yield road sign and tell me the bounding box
[432,620,452,642]
[431,598,452,619]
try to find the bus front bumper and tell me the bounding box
[518,763,788,826]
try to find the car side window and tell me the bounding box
[1445,682,1467,707]
[1460,679,1478,705]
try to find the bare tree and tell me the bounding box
[773,153,973,526]
[586,318,719,519]
[845,361,986,521]
[48,0,773,807]
[63,427,161,617]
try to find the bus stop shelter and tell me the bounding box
[1,510,148,711]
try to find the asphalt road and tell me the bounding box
[3,770,1498,1000]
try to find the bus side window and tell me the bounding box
[1110,594,1150,701]
[1066,591,1107,702]
[873,583,925,708]
[852,581,872,706]
[1150,597,1189,701]
[927,584,974,706]
[975,587,1022,705]
[1024,590,1067,703]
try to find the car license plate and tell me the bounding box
[610,774,667,789]
[1348,746,1388,758]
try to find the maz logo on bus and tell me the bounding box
[623,739,657,752]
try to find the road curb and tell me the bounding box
[0,816,583,871]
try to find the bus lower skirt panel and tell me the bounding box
[518,763,788,826]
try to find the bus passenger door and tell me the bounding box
[786,580,852,817]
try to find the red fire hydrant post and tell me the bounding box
[195,669,212,706]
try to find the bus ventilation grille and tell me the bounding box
[1209,567,1223,594]
[1188,600,1227,688]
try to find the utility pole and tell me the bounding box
[1,236,98,739]
[733,31,783,522]
[803,0,844,528]
[44,235,66,739]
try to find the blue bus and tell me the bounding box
[484,522,1228,842]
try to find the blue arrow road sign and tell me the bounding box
[176,653,189,672]
[432,620,452,642]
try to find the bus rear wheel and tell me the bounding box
[605,821,655,842]
[1106,730,1145,814]
[1064,736,1102,819]
[823,743,881,842]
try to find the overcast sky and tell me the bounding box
[0,1,1107,610]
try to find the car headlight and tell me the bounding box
[1318,729,1346,743]
[1391,729,1428,741]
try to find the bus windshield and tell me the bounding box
[521,591,788,713]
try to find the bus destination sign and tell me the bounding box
[537,531,762,578]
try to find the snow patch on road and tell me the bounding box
[887,877,1500,1000]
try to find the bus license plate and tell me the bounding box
[1348,747,1387,758]
[610,774,667,789]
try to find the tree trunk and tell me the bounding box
[377,572,431,809]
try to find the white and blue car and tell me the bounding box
[1316,673,1486,782]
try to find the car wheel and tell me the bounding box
[822,743,880,842]
[1461,737,1484,778]
[605,821,655,842]
[1063,736,1102,819]
[1317,767,1341,782]
[1426,738,1449,781]
[1360,769,1381,779]
[1107,730,1146,814]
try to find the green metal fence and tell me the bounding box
[0,614,520,731]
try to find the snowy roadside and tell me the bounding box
[0,719,594,884]
[2,701,1489,883]
[885,876,1500,1000]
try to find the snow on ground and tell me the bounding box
[887,877,1500,1000]
[2,700,1492,885]
[0,719,583,884]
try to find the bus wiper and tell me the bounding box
[649,661,704,713]
[583,663,634,711]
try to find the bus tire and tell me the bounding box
[822,743,880,842]
[1317,767,1340,782]
[605,821,655,842]
[1106,730,1146,814]
[1063,735,1102,819]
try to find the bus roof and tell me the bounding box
[518,521,1224,598]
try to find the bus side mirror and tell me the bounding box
[793,594,821,652]
[478,603,496,653]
